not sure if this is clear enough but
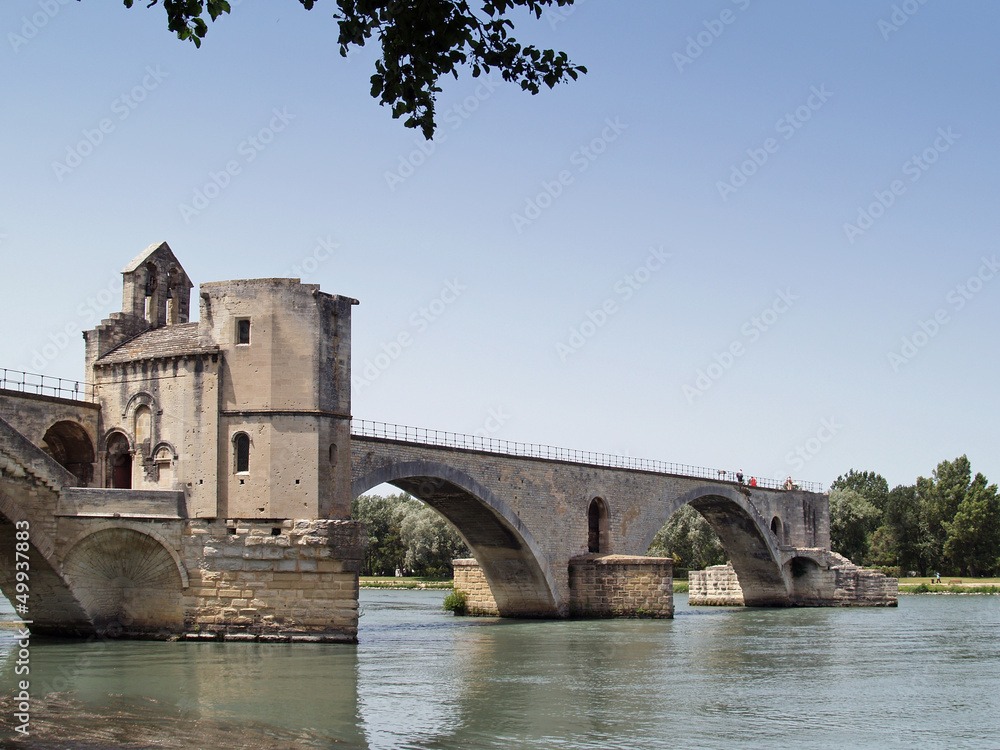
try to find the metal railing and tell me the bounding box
[0,368,95,403]
[351,419,823,493]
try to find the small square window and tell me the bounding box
[237,319,251,345]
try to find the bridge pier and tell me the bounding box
[453,555,675,618]
[1,512,366,641]
[689,552,898,607]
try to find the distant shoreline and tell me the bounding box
[360,578,452,590]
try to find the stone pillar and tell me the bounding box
[688,562,745,606]
[452,558,499,615]
[181,519,366,641]
[568,554,673,618]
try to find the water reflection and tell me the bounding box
[1,593,999,749]
[0,609,365,748]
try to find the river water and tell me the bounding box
[0,591,997,749]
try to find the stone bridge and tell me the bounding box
[0,250,896,642]
[0,385,891,640]
[350,422,854,617]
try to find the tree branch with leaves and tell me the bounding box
[121,0,587,138]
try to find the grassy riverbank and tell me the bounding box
[898,577,1000,594]
[359,577,694,593]
[358,576,1000,596]
[360,576,453,589]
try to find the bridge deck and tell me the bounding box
[0,368,95,403]
[350,420,822,493]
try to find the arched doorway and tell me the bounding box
[41,421,95,486]
[587,497,608,553]
[105,433,132,489]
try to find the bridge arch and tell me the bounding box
[0,486,94,635]
[353,460,563,617]
[62,526,186,636]
[643,485,791,606]
[40,420,95,486]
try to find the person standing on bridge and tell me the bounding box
[749,476,757,487]
[736,469,744,484]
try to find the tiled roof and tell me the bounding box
[96,322,218,364]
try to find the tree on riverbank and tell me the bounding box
[352,493,470,577]
[829,488,881,566]
[830,457,1000,577]
[646,505,726,571]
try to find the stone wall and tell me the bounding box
[794,552,898,607]
[688,563,745,606]
[58,487,185,518]
[690,554,898,607]
[452,558,498,615]
[832,565,899,606]
[3,512,367,640]
[568,554,673,618]
[179,519,366,641]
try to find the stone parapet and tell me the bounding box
[452,558,499,615]
[58,488,186,518]
[568,554,673,618]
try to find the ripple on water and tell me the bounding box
[1,592,998,749]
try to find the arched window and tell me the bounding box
[587,497,609,554]
[771,516,783,543]
[234,433,250,474]
[135,405,152,445]
[329,443,337,466]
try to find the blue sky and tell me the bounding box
[2,1,998,491]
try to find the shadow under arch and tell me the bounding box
[352,460,563,617]
[41,420,95,486]
[62,526,186,636]
[0,487,94,636]
[642,485,791,607]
